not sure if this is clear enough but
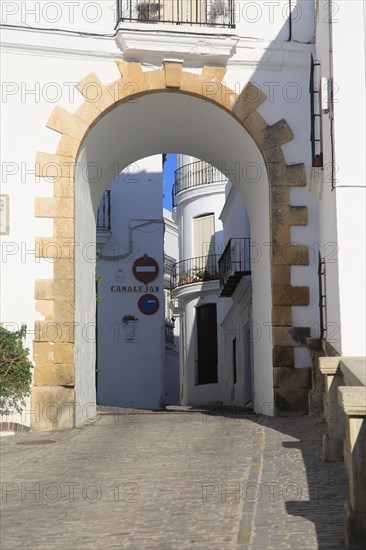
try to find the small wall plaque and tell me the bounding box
[0,195,9,235]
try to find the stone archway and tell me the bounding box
[32,61,309,430]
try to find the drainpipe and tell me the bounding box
[328,0,336,191]
[288,0,292,42]
[98,219,164,261]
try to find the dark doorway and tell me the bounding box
[196,303,218,384]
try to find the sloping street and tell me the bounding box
[1,409,348,549]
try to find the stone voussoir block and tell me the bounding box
[35,279,54,300]
[76,72,115,112]
[35,299,54,320]
[233,82,266,121]
[200,79,235,110]
[54,179,75,198]
[54,218,74,239]
[273,346,295,367]
[115,60,147,94]
[53,279,74,301]
[35,320,74,344]
[253,119,294,151]
[36,152,76,181]
[272,244,309,266]
[56,135,81,159]
[273,205,308,226]
[53,300,75,321]
[272,306,292,326]
[243,111,268,136]
[201,65,227,84]
[164,61,183,89]
[273,325,311,347]
[274,366,311,389]
[33,364,75,387]
[180,72,203,96]
[144,69,166,91]
[35,237,74,260]
[54,258,75,280]
[54,343,74,364]
[33,342,55,365]
[268,162,307,187]
[46,105,88,141]
[272,225,291,246]
[35,197,74,219]
[74,101,102,127]
[271,185,291,206]
[284,163,307,187]
[273,285,310,306]
[271,264,291,285]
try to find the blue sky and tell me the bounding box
[163,154,177,211]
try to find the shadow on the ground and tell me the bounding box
[196,405,348,550]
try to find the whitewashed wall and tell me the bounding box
[315,0,366,355]
[96,155,165,410]
[163,208,180,406]
[1,1,315,43]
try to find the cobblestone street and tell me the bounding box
[0,409,348,549]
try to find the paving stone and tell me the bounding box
[0,410,348,549]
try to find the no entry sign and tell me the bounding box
[138,294,160,316]
[133,255,159,284]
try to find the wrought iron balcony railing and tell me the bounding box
[170,254,220,290]
[172,160,227,207]
[117,0,235,28]
[164,254,177,289]
[164,254,176,277]
[219,238,251,297]
[165,320,175,345]
[97,190,111,231]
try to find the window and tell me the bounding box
[193,213,215,258]
[196,304,218,385]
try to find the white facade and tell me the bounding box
[172,156,255,409]
[220,183,253,406]
[313,0,366,357]
[172,155,226,405]
[96,155,164,409]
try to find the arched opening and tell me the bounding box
[74,91,271,425]
[33,62,309,430]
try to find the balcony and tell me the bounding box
[96,191,111,247]
[117,0,235,28]
[172,160,227,207]
[219,238,251,297]
[164,254,177,289]
[170,254,220,290]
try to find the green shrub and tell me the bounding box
[0,325,33,415]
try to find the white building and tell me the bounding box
[95,155,179,410]
[171,155,253,409]
[0,0,364,436]
[172,155,227,406]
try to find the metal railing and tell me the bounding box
[310,55,323,167]
[170,254,220,290]
[219,238,251,292]
[165,320,175,344]
[172,160,227,207]
[97,191,111,230]
[318,253,327,339]
[164,254,176,277]
[117,0,235,28]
